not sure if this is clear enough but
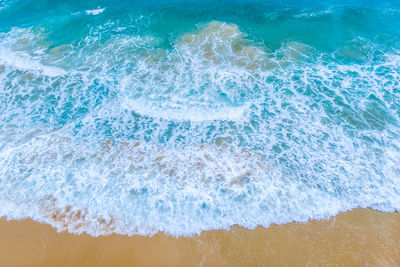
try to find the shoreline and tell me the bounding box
[1,208,400,266]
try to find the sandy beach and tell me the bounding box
[1,209,399,266]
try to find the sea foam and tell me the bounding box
[86,8,106,16]
[0,18,399,236]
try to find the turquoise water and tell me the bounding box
[0,0,400,236]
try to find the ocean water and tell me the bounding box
[0,0,400,236]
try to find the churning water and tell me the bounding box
[0,0,400,236]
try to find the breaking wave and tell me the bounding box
[0,15,400,236]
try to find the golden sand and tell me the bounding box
[0,209,399,266]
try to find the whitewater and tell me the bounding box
[0,0,400,236]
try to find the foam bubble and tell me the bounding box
[122,98,251,121]
[86,8,106,16]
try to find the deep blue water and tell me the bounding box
[0,0,400,236]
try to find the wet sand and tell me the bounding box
[0,209,399,266]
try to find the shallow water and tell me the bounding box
[0,0,400,236]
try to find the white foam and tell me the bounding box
[122,97,250,121]
[0,48,66,76]
[86,8,106,16]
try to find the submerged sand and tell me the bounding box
[0,209,399,266]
